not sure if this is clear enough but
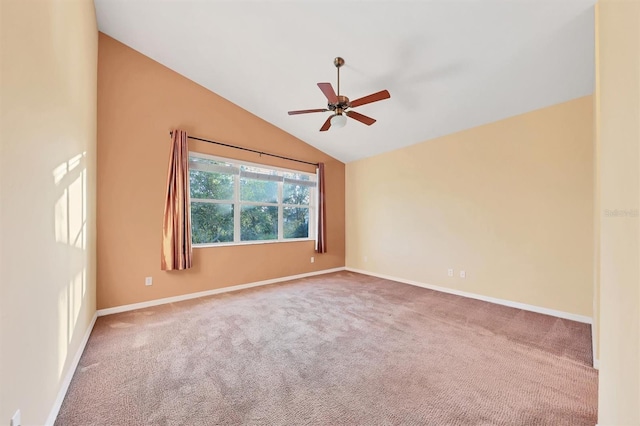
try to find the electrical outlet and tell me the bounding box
[459,270,466,278]
[11,409,21,426]
[447,269,454,277]
[310,256,314,263]
[364,256,368,263]
[145,276,153,286]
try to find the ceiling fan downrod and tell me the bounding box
[332,57,350,113]
[334,56,344,97]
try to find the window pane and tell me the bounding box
[284,207,309,239]
[191,202,234,244]
[283,183,310,205]
[190,170,234,200]
[240,178,278,203]
[240,205,277,241]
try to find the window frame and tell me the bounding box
[188,151,317,247]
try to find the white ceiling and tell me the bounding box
[95,0,596,163]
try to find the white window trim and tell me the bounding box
[189,151,317,247]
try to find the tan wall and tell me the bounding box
[596,0,640,424]
[347,96,594,317]
[592,2,602,366]
[97,34,345,310]
[0,0,98,424]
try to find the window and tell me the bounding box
[189,152,316,246]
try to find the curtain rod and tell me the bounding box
[169,132,319,167]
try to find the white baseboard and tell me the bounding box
[45,311,98,426]
[593,358,599,370]
[345,267,593,324]
[97,267,346,317]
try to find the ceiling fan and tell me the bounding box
[288,57,391,132]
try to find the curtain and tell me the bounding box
[316,162,327,253]
[161,129,193,270]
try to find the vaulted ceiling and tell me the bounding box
[95,0,596,163]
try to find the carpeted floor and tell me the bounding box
[55,271,598,425]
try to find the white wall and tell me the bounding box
[0,0,98,424]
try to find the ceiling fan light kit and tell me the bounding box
[330,114,347,128]
[288,57,391,132]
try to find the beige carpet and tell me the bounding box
[56,271,597,425]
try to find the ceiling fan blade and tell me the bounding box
[349,90,391,108]
[319,116,332,132]
[346,110,376,126]
[317,82,338,104]
[288,108,328,115]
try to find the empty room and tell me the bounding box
[1,0,638,425]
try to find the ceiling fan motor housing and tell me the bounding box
[328,95,350,112]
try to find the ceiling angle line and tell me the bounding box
[168,131,319,167]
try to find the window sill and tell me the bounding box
[193,238,314,249]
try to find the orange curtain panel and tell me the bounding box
[316,162,327,253]
[161,130,193,270]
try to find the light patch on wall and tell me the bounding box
[54,153,86,246]
[53,153,82,184]
[53,153,89,375]
[66,269,87,340]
